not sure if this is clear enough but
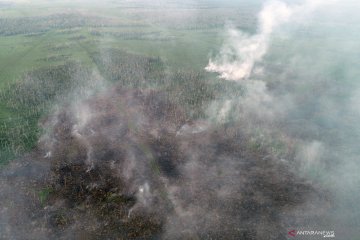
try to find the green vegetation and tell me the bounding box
[0,1,257,164]
[39,187,53,206]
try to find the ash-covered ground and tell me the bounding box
[0,84,328,240]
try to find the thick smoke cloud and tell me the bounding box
[205,0,335,81]
[206,0,360,239]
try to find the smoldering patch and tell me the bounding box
[0,84,330,240]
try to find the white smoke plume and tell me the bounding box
[205,0,334,81]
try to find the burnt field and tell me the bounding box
[0,83,329,239]
[0,0,360,239]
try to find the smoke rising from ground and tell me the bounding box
[206,0,360,238]
[205,0,335,81]
[0,83,328,239]
[1,0,359,239]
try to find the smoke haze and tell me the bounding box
[0,0,359,239]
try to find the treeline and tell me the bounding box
[0,14,111,36]
[122,8,256,31]
[90,30,173,41]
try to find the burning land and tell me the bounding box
[0,83,329,239]
[1,0,359,239]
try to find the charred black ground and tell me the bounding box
[0,85,329,240]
